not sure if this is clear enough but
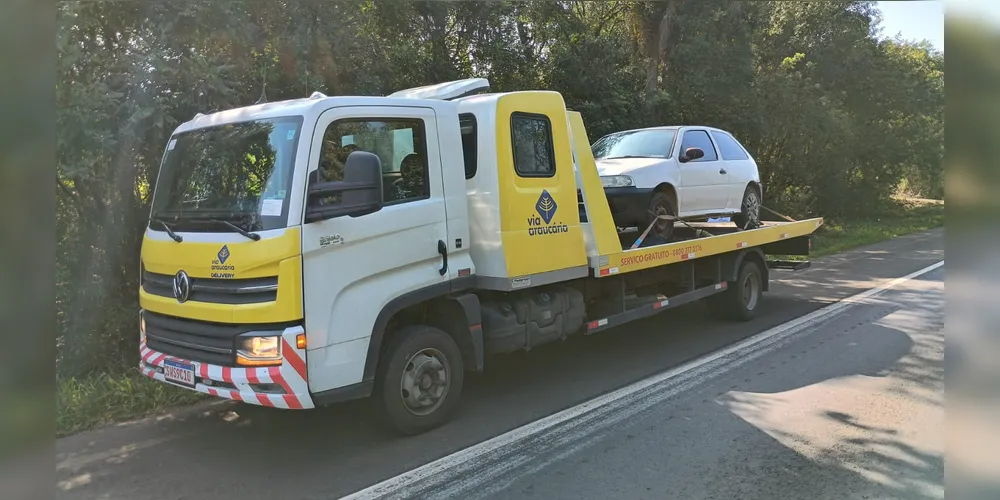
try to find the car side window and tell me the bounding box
[710,131,750,161]
[511,112,556,178]
[679,130,718,162]
[317,118,430,206]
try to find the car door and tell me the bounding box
[676,128,728,215]
[300,105,450,393]
[710,130,756,211]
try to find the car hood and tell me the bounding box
[595,157,671,176]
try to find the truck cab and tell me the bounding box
[140,79,590,429]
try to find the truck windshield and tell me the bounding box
[149,116,304,232]
[591,128,677,160]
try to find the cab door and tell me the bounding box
[300,106,449,393]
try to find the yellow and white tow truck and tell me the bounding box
[138,78,822,434]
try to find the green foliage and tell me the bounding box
[57,372,205,437]
[807,199,945,258]
[57,0,943,383]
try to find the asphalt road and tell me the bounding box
[56,228,944,500]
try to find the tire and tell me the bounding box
[645,191,677,242]
[732,185,762,230]
[706,260,763,322]
[375,325,464,435]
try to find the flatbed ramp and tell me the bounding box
[593,218,824,277]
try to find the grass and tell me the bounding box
[805,198,944,258]
[55,200,944,438]
[57,371,205,437]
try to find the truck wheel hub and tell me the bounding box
[743,272,760,310]
[400,349,450,416]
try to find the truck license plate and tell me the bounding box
[163,359,196,387]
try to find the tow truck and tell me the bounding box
[138,78,822,435]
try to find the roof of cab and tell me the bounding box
[172,93,462,135]
[171,78,561,135]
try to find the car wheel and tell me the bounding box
[646,191,676,242]
[732,185,762,230]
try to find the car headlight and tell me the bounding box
[236,334,282,366]
[600,175,634,188]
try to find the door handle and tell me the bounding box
[437,239,448,276]
[719,168,727,174]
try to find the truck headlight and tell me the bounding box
[600,175,634,188]
[236,334,282,366]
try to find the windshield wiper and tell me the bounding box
[208,219,261,241]
[150,218,183,242]
[603,155,660,159]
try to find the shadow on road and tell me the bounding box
[702,273,944,500]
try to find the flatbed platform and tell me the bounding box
[590,218,824,277]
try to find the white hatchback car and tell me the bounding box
[592,125,763,240]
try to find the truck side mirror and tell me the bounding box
[679,147,705,163]
[305,151,384,223]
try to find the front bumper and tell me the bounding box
[139,326,315,409]
[604,187,653,228]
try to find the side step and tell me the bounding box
[767,260,812,271]
[585,281,728,335]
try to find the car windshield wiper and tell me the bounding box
[150,218,182,242]
[207,219,261,241]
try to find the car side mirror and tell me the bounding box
[679,147,705,163]
[305,151,384,223]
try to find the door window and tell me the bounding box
[710,131,750,161]
[318,118,430,205]
[679,130,718,162]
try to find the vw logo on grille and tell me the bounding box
[172,270,191,303]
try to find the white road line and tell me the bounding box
[341,260,944,500]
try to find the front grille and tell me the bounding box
[143,311,298,366]
[143,270,278,304]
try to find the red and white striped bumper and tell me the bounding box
[138,326,314,409]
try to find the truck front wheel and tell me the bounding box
[376,325,464,435]
[707,260,763,322]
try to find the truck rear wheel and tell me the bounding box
[375,325,464,435]
[707,260,763,322]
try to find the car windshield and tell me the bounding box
[591,128,677,159]
[149,116,303,232]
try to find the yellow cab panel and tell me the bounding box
[139,227,303,323]
[494,91,588,278]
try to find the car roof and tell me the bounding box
[597,125,734,138]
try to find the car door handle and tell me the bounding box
[437,239,448,276]
[719,168,727,175]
